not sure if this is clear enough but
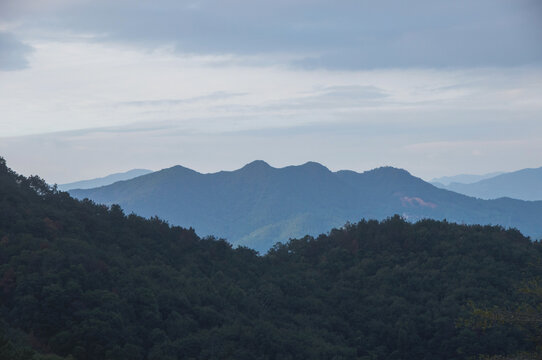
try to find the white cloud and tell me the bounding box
[2,39,541,138]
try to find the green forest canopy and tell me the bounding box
[0,157,540,360]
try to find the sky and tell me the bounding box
[0,0,541,184]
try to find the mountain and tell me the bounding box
[70,160,542,252]
[57,168,153,191]
[1,156,540,359]
[431,171,504,186]
[434,167,542,201]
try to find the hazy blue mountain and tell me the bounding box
[431,171,504,186]
[70,161,542,252]
[58,168,153,191]
[433,167,542,201]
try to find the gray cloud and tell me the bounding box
[0,32,33,71]
[208,85,389,114]
[117,91,247,107]
[315,86,387,100]
[2,107,542,184]
[18,0,542,69]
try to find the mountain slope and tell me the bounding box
[434,166,542,201]
[57,168,153,191]
[431,171,504,186]
[70,161,542,252]
[1,156,541,359]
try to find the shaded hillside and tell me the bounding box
[1,157,541,359]
[434,167,542,201]
[71,161,542,252]
[58,169,153,191]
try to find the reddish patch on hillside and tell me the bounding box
[401,196,437,209]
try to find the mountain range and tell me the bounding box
[58,168,153,191]
[431,171,504,186]
[2,155,539,359]
[432,166,542,201]
[70,160,542,252]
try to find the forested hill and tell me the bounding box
[70,160,542,252]
[1,156,541,360]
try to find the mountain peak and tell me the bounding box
[366,166,412,177]
[241,160,272,171]
[298,161,331,172]
[164,165,201,176]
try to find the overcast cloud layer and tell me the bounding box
[0,0,541,183]
[3,0,542,70]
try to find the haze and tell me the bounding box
[1,0,541,183]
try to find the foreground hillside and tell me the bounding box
[70,160,542,252]
[1,157,541,359]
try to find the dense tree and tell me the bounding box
[464,279,542,359]
[1,156,541,359]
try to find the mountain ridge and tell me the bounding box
[70,161,542,252]
[434,166,542,201]
[58,168,153,191]
[431,171,505,185]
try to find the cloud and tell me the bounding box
[8,0,542,70]
[2,113,542,184]
[0,32,33,70]
[1,37,540,138]
[403,139,529,152]
[116,91,247,107]
[210,85,390,115]
[314,85,388,100]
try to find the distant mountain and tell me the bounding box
[431,171,504,186]
[58,168,153,191]
[70,160,542,252]
[434,167,542,201]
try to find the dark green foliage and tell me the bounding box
[1,157,541,359]
[464,279,542,359]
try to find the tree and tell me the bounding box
[464,280,542,359]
